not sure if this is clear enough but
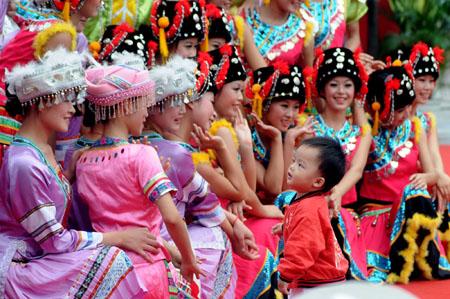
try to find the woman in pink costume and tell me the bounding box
[361,61,450,283]
[242,0,316,66]
[76,64,202,298]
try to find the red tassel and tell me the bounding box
[113,23,134,35]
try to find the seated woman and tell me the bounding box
[144,54,259,299]
[76,64,201,298]
[361,60,449,283]
[0,48,149,298]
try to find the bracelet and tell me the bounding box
[231,216,239,226]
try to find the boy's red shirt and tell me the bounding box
[278,193,349,288]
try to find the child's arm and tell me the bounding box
[156,194,202,281]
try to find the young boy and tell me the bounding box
[278,137,349,297]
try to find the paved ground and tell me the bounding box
[420,67,450,144]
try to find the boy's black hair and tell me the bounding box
[301,136,346,192]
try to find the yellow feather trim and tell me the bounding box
[414,214,441,280]
[412,116,422,144]
[33,22,77,59]
[192,151,212,166]
[209,119,239,149]
[361,123,372,137]
[233,15,245,50]
[438,221,450,261]
[304,21,314,47]
[387,213,441,283]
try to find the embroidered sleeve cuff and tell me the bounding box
[76,231,103,250]
[144,172,177,202]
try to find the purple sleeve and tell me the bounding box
[184,172,225,227]
[10,156,102,253]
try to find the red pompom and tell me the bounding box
[113,23,134,35]
[433,46,445,64]
[219,44,233,56]
[206,3,222,19]
[272,61,290,75]
[198,51,213,65]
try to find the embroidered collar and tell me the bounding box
[92,136,129,148]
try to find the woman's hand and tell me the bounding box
[285,116,316,147]
[409,173,429,190]
[233,109,253,149]
[326,186,343,218]
[192,124,225,151]
[251,113,282,141]
[180,260,203,282]
[104,228,161,263]
[437,173,450,213]
[231,219,260,260]
[228,201,253,221]
[278,278,289,295]
[271,222,283,236]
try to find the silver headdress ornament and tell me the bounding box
[5,47,86,109]
[148,55,197,110]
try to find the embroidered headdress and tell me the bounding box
[245,62,306,118]
[208,44,246,93]
[5,47,86,109]
[150,0,207,62]
[148,55,197,110]
[366,60,415,135]
[85,65,155,122]
[409,42,444,80]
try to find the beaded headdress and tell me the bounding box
[206,4,232,43]
[85,65,155,122]
[246,62,306,118]
[148,55,197,110]
[92,23,152,69]
[5,47,86,109]
[194,51,213,101]
[409,42,445,80]
[150,0,207,63]
[208,44,246,93]
[366,60,415,135]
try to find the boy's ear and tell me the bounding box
[313,176,325,189]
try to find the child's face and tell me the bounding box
[287,145,324,193]
[414,75,436,105]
